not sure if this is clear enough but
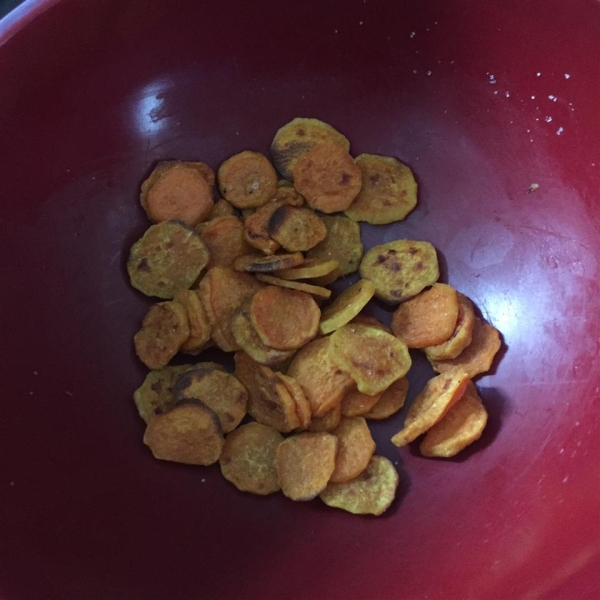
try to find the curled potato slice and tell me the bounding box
[267,205,327,252]
[274,258,339,281]
[363,377,409,420]
[278,373,312,430]
[254,274,331,299]
[307,404,342,432]
[330,417,376,483]
[173,289,212,353]
[197,216,255,269]
[234,252,304,273]
[340,389,382,417]
[319,279,376,335]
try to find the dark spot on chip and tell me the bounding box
[388,262,401,272]
[415,261,425,270]
[376,255,387,264]
[391,290,402,298]
[382,199,391,206]
[137,259,150,272]
[369,174,380,184]
[340,172,351,185]
[265,400,279,411]
[443,379,452,391]
[408,247,418,255]
[226,412,235,422]
[150,381,163,393]
[221,456,232,465]
[296,128,306,136]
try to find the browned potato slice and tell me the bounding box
[243,200,284,255]
[274,259,339,281]
[231,303,296,366]
[267,205,327,252]
[307,215,363,276]
[134,301,190,370]
[219,423,284,495]
[127,221,210,299]
[249,286,320,350]
[140,161,214,226]
[363,377,409,420]
[320,456,398,516]
[208,198,235,219]
[293,144,362,213]
[350,315,393,334]
[391,368,470,447]
[276,432,338,501]
[197,216,255,269]
[328,324,411,396]
[218,151,278,209]
[391,283,459,348]
[254,274,332,299]
[173,290,212,353]
[173,368,248,433]
[233,252,304,273]
[278,373,312,430]
[344,154,417,225]
[429,318,501,378]
[424,294,476,360]
[271,118,350,180]
[272,182,305,205]
[234,352,300,432]
[420,382,488,457]
[288,337,355,417]
[197,266,263,352]
[359,240,439,304]
[143,401,224,465]
[319,279,376,335]
[330,417,376,483]
[307,404,342,432]
[340,389,382,417]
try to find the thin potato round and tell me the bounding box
[276,432,338,501]
[293,144,362,213]
[218,151,278,209]
[319,279,376,335]
[420,382,488,458]
[209,198,235,219]
[424,294,476,360]
[143,401,224,465]
[309,264,341,286]
[330,417,376,483]
[219,423,284,495]
[340,389,382,417]
[350,315,393,334]
[429,318,501,378]
[307,215,363,276]
[344,154,417,225]
[173,289,212,353]
[363,377,409,420]
[197,266,263,352]
[278,373,312,430]
[250,286,320,350]
[197,216,255,269]
[328,324,411,396]
[254,274,331,299]
[234,252,304,273]
[234,352,300,432]
[391,368,470,447]
[267,205,327,252]
[127,221,210,299]
[271,183,305,206]
[288,337,356,417]
[134,301,190,370]
[307,404,342,432]
[271,118,350,180]
[359,240,439,304]
[274,259,339,281]
[391,283,459,348]
[320,456,399,516]
[243,200,284,255]
[173,368,248,433]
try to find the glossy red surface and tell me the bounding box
[0,1,599,598]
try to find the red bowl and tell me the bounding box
[1,1,598,598]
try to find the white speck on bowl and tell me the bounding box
[556,127,564,135]
[545,116,553,122]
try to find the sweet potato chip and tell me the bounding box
[272,182,305,206]
[330,417,376,483]
[340,389,383,417]
[243,201,284,255]
[209,198,235,219]
[219,423,284,494]
[134,301,190,370]
[143,401,224,465]
[363,377,408,420]
[420,382,488,457]
[359,240,439,304]
[391,368,470,447]
[350,315,392,334]
[391,283,459,348]
[429,318,501,378]
[254,274,332,299]
[276,432,338,501]
[307,404,342,432]
[249,286,320,350]
[320,456,398,516]
[309,264,341,286]
[197,216,255,269]
[278,373,312,430]
[267,205,327,252]
[173,289,212,353]
[328,324,411,395]
[233,252,304,273]
[319,279,376,335]
[274,259,339,281]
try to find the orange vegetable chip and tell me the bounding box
[350,315,392,334]
[307,404,342,432]
[274,258,339,281]
[278,373,312,430]
[197,216,255,269]
[330,417,376,483]
[267,205,327,252]
[319,279,376,335]
[173,289,212,353]
[363,377,409,420]
[340,389,382,417]
[254,274,332,299]
[233,252,304,273]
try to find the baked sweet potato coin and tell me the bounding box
[288,337,355,417]
[363,377,409,420]
[267,205,327,252]
[233,252,304,273]
[249,286,320,350]
[272,182,305,205]
[274,259,339,281]
[271,118,350,180]
[344,154,417,225]
[243,200,284,255]
[254,274,332,299]
[350,315,392,334]
[328,324,411,396]
[218,151,278,209]
[391,283,459,348]
[209,198,235,219]
[330,417,376,483]
[197,216,254,269]
[173,368,248,433]
[134,301,190,370]
[219,423,284,495]
[420,381,488,457]
[307,215,363,276]
[359,240,439,304]
[319,279,376,335]
[293,144,362,213]
[320,456,398,516]
[143,401,223,465]
[276,432,338,501]
[307,404,342,432]
[278,373,312,430]
[429,318,501,378]
[127,220,210,299]
[340,389,383,417]
[391,368,470,447]
[173,290,212,353]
